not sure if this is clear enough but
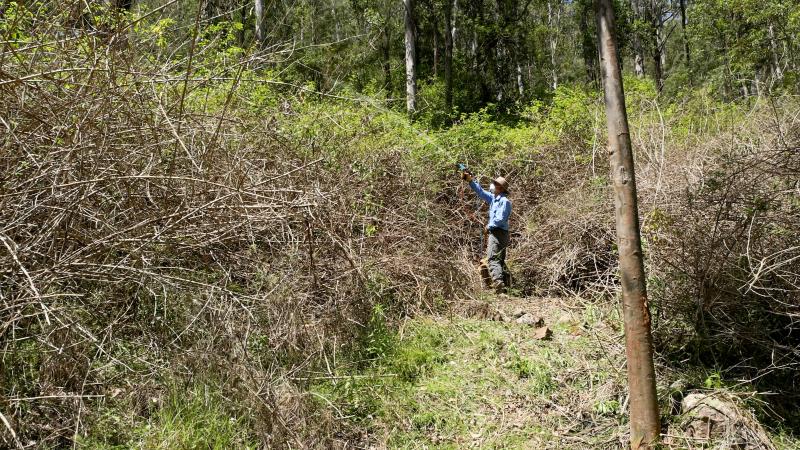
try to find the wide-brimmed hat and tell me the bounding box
[493,176,509,192]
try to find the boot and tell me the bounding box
[492,280,506,294]
[479,259,492,288]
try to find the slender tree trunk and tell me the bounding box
[679,0,690,65]
[237,0,246,46]
[631,0,645,77]
[580,0,598,85]
[255,0,265,45]
[204,0,216,22]
[332,1,341,41]
[383,19,392,94]
[444,0,454,113]
[451,0,458,47]
[403,0,417,115]
[769,24,783,82]
[433,20,440,77]
[653,22,664,91]
[547,1,559,89]
[595,0,660,448]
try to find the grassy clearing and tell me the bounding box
[312,297,631,449]
[310,296,800,449]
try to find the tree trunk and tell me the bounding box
[679,0,690,65]
[595,0,660,448]
[383,19,392,94]
[237,0,246,46]
[431,14,441,78]
[255,0,265,45]
[647,1,665,92]
[769,24,783,82]
[653,23,664,91]
[631,0,645,77]
[403,0,417,115]
[444,0,454,113]
[332,1,341,41]
[547,1,559,89]
[579,0,598,84]
[204,0,216,23]
[451,0,458,47]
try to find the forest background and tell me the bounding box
[1,0,799,447]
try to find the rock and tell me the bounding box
[532,326,552,340]
[515,313,544,327]
[557,313,573,324]
[680,392,776,449]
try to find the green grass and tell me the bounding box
[311,306,629,448]
[78,384,255,449]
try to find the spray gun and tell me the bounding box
[457,163,473,180]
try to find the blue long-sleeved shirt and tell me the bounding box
[470,180,512,231]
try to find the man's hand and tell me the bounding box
[461,171,473,182]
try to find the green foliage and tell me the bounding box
[506,344,555,395]
[79,384,255,449]
[1,339,42,397]
[389,324,448,382]
[361,303,395,362]
[593,399,621,416]
[703,370,725,389]
[0,1,34,46]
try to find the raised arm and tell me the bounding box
[469,179,493,203]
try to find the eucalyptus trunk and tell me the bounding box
[403,0,417,115]
[769,24,783,81]
[547,0,560,89]
[595,0,660,447]
[255,0,266,45]
[631,0,645,77]
[444,0,454,113]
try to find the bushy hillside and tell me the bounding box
[1,2,799,448]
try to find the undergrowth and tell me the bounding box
[310,300,632,448]
[78,384,255,449]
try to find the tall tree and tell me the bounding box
[595,0,660,447]
[648,0,667,91]
[631,0,646,77]
[404,0,418,115]
[255,0,266,45]
[547,0,562,89]
[768,24,783,82]
[237,0,247,46]
[678,0,690,65]
[444,0,454,113]
[382,2,393,93]
[204,0,217,23]
[578,0,599,84]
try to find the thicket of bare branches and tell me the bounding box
[0,6,473,447]
[646,100,800,390]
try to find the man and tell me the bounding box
[462,171,512,293]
